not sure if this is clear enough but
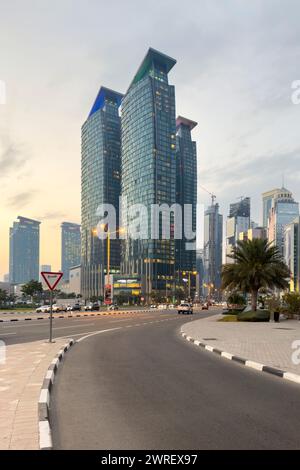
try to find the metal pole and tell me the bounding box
[49,289,53,343]
[188,272,191,300]
[107,231,110,310]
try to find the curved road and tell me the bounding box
[50,310,300,450]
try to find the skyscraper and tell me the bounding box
[61,222,81,281]
[262,188,282,228]
[203,203,223,297]
[175,116,197,275]
[226,197,250,263]
[284,217,300,292]
[267,188,299,255]
[81,86,123,300]
[9,216,40,284]
[121,48,177,296]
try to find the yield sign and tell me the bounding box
[41,271,63,291]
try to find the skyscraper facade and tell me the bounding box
[262,188,282,228]
[203,203,223,297]
[268,188,299,255]
[284,217,300,292]
[226,197,250,263]
[81,87,123,299]
[9,216,40,284]
[61,222,81,281]
[121,48,177,295]
[175,116,197,275]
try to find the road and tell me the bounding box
[49,308,300,450]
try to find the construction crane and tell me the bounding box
[199,184,216,205]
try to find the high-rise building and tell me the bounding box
[226,197,250,262]
[39,265,51,282]
[262,188,282,228]
[121,48,177,296]
[61,222,81,281]
[203,203,223,297]
[284,217,300,292]
[81,87,123,300]
[9,216,40,284]
[175,116,197,275]
[268,188,299,255]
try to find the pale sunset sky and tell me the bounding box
[1,0,300,279]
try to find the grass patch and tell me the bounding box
[218,315,238,322]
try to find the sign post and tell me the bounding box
[41,272,63,343]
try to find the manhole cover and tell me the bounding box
[203,338,217,341]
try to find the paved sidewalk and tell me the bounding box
[0,338,71,449]
[182,314,300,375]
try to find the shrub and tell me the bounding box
[237,310,270,322]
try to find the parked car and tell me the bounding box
[108,304,119,311]
[157,304,167,310]
[177,303,193,314]
[70,303,81,312]
[36,305,50,313]
[168,304,175,309]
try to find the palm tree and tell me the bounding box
[222,239,290,311]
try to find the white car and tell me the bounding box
[157,304,167,310]
[36,305,50,313]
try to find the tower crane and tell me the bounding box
[199,185,216,205]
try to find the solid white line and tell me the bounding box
[77,327,122,343]
[0,332,17,336]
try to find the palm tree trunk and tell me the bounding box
[251,289,258,311]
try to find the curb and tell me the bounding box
[38,339,75,450]
[181,332,300,386]
[0,309,154,323]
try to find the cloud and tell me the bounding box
[7,190,37,209]
[35,211,67,221]
[0,138,27,178]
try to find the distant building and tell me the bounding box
[61,222,81,281]
[203,203,223,297]
[39,265,51,282]
[238,227,267,241]
[3,274,9,282]
[284,217,300,292]
[68,265,81,296]
[262,188,283,228]
[81,87,123,300]
[196,249,204,299]
[226,197,250,263]
[267,188,299,255]
[0,281,12,294]
[9,216,40,284]
[175,116,197,275]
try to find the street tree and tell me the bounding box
[21,280,43,302]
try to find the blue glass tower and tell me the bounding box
[9,216,40,284]
[121,48,177,296]
[81,87,123,300]
[61,222,81,281]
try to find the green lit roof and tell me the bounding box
[129,48,176,89]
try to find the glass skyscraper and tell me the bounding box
[121,48,177,296]
[175,116,197,274]
[81,86,123,300]
[203,203,223,296]
[9,216,40,284]
[61,222,81,281]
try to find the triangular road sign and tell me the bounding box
[41,271,63,291]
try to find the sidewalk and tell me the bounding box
[181,314,300,376]
[0,338,71,449]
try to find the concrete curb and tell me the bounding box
[0,309,155,323]
[38,339,75,450]
[181,332,300,386]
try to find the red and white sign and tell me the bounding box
[41,272,63,291]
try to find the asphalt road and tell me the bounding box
[50,309,300,450]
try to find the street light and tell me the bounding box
[182,271,197,299]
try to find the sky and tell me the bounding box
[0,0,300,279]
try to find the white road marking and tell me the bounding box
[53,323,95,331]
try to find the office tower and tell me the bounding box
[61,222,81,281]
[81,87,123,299]
[284,217,300,292]
[262,188,283,228]
[175,116,197,276]
[9,216,40,284]
[203,203,223,298]
[196,249,204,299]
[226,197,250,263]
[238,227,267,242]
[121,48,177,296]
[268,188,299,255]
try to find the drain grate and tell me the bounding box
[202,337,217,341]
[274,327,295,331]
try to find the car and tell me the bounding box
[201,303,209,310]
[157,304,167,310]
[108,304,119,311]
[36,305,50,313]
[177,303,193,314]
[150,304,157,309]
[70,303,81,312]
[168,304,175,309]
[84,302,100,311]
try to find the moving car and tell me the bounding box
[150,304,157,309]
[68,303,81,312]
[201,302,209,310]
[108,304,119,311]
[177,303,193,314]
[84,303,100,311]
[157,304,167,310]
[36,305,50,313]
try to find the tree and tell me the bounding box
[0,288,8,305]
[282,292,300,319]
[21,280,43,302]
[227,292,246,308]
[222,239,289,311]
